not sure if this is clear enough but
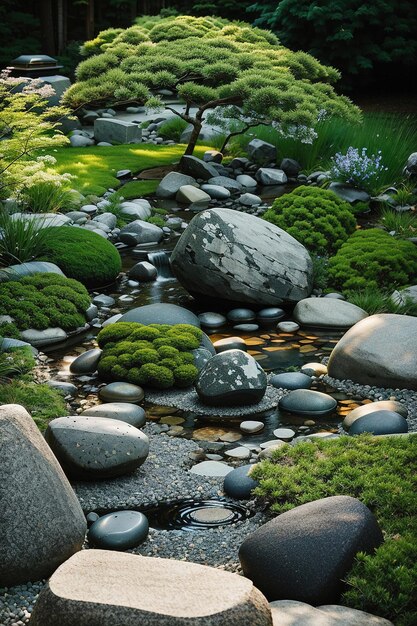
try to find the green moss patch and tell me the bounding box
[251,435,417,625]
[97,322,202,389]
[0,273,91,332]
[0,380,67,431]
[328,229,417,294]
[39,226,122,289]
[263,186,356,255]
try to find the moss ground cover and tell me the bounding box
[50,144,210,196]
[251,435,417,625]
[97,322,202,389]
[39,227,122,289]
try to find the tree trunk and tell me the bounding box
[86,0,95,40]
[56,0,67,55]
[184,121,202,155]
[39,0,56,55]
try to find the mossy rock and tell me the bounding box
[263,186,356,256]
[39,226,122,289]
[97,322,202,389]
[328,229,417,294]
[0,273,90,333]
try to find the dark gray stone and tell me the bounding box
[328,182,370,204]
[214,336,247,353]
[47,380,78,396]
[0,261,64,283]
[203,150,223,163]
[196,349,267,406]
[343,400,408,430]
[192,348,214,371]
[153,172,193,199]
[227,308,256,323]
[45,416,149,480]
[86,512,99,526]
[223,464,259,500]
[0,405,86,586]
[81,403,146,428]
[119,220,163,245]
[70,348,102,374]
[280,158,302,177]
[349,411,408,436]
[88,511,149,549]
[255,168,287,185]
[247,139,277,164]
[257,308,285,325]
[198,312,227,329]
[99,382,144,403]
[170,209,313,306]
[119,303,200,327]
[279,389,337,416]
[270,372,312,390]
[233,324,259,332]
[207,176,243,193]
[180,155,218,180]
[239,495,383,604]
[129,261,157,282]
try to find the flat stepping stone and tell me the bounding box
[240,420,264,434]
[225,446,251,459]
[343,400,407,430]
[260,440,288,449]
[81,403,146,428]
[279,389,337,416]
[88,511,148,550]
[273,428,295,441]
[270,372,312,391]
[190,507,234,523]
[189,461,233,477]
[99,382,144,403]
[70,348,102,374]
[45,416,149,480]
[30,550,272,626]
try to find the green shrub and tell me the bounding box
[251,435,417,625]
[328,229,417,294]
[263,186,356,255]
[97,322,201,389]
[39,226,122,289]
[158,117,189,142]
[380,207,417,239]
[147,215,165,228]
[0,273,90,332]
[346,288,417,316]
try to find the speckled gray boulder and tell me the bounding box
[171,209,313,306]
[45,416,149,480]
[239,495,383,605]
[30,550,273,626]
[328,314,417,390]
[0,404,86,586]
[293,298,368,329]
[196,349,267,406]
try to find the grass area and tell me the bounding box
[251,435,417,625]
[346,288,417,316]
[231,113,417,191]
[116,179,160,199]
[51,144,210,196]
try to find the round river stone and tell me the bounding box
[213,336,247,353]
[99,382,144,404]
[190,507,234,524]
[88,511,149,550]
[224,464,259,500]
[257,308,285,325]
[349,411,408,436]
[198,312,227,329]
[279,389,337,416]
[81,403,146,428]
[270,372,312,391]
[227,308,256,323]
[70,348,102,375]
[343,400,408,431]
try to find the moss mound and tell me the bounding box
[97,322,202,389]
[328,228,417,294]
[263,186,357,255]
[251,435,417,626]
[40,226,122,289]
[0,273,91,335]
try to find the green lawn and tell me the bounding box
[51,144,210,196]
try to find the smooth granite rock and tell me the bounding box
[277,321,300,333]
[170,209,313,306]
[192,347,214,371]
[327,314,417,390]
[301,362,328,377]
[47,380,78,396]
[234,323,260,332]
[236,174,257,188]
[294,298,368,329]
[207,176,243,193]
[88,511,149,549]
[201,184,231,200]
[280,158,302,177]
[214,336,247,353]
[21,327,68,347]
[198,312,227,329]
[328,183,370,204]
[224,464,259,500]
[30,550,273,626]
[94,118,141,144]
[0,404,86,586]
[176,185,211,204]
[196,349,267,406]
[45,416,149,480]
[257,307,285,325]
[270,372,312,390]
[129,261,157,281]
[99,382,144,403]
[119,303,200,327]
[70,348,102,374]
[239,495,383,604]
[120,202,151,221]
[279,389,337,416]
[349,411,408,436]
[343,400,408,430]
[0,261,65,283]
[240,420,264,434]
[227,308,256,323]
[270,601,394,626]
[81,403,146,428]
[180,155,219,180]
[119,220,164,245]
[156,172,198,198]
[255,168,287,185]
[317,604,394,625]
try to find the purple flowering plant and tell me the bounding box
[330,146,388,194]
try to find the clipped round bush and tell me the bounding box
[328,229,417,294]
[263,186,357,255]
[97,322,202,389]
[0,273,91,332]
[39,227,122,289]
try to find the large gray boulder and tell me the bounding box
[30,550,273,626]
[239,495,383,605]
[119,219,164,245]
[0,261,65,283]
[247,139,277,164]
[0,404,86,587]
[94,118,141,144]
[327,314,417,390]
[156,172,198,198]
[180,155,219,180]
[293,298,368,329]
[119,302,200,326]
[170,208,313,306]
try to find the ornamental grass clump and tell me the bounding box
[328,229,417,294]
[0,273,91,336]
[330,146,388,194]
[97,322,202,389]
[263,186,356,255]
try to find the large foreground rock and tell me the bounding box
[239,496,383,605]
[170,208,313,305]
[328,314,417,390]
[30,550,273,626]
[0,404,86,586]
